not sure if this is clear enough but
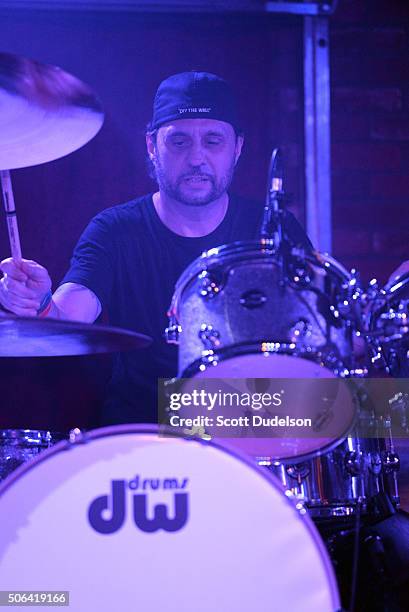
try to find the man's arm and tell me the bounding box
[0,258,101,323]
[48,282,101,322]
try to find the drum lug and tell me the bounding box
[344,450,364,476]
[369,453,382,475]
[290,319,312,344]
[198,270,223,299]
[165,317,182,345]
[199,350,219,369]
[287,256,313,287]
[199,324,220,349]
[389,391,409,432]
[381,451,400,474]
[286,463,310,481]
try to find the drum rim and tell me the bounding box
[0,422,340,608]
[168,240,351,319]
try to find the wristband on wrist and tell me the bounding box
[37,290,53,317]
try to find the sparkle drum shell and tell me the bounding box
[0,425,340,612]
[0,429,62,481]
[168,241,357,379]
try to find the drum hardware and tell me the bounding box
[269,419,401,519]
[164,315,181,345]
[239,289,267,309]
[365,272,409,376]
[344,450,365,477]
[199,349,219,369]
[289,319,313,345]
[388,391,409,432]
[287,255,313,287]
[68,427,85,445]
[381,451,400,474]
[286,462,311,483]
[198,269,224,299]
[198,324,220,350]
[369,453,382,476]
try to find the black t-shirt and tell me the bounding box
[62,193,312,424]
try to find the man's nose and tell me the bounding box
[187,141,206,165]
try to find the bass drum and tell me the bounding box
[167,241,359,460]
[0,425,340,612]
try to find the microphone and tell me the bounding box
[268,148,283,195]
[261,148,284,244]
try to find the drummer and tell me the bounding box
[0,70,321,424]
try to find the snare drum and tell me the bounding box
[270,434,399,518]
[0,425,340,612]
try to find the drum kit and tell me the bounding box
[0,53,408,610]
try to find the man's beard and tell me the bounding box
[154,159,235,207]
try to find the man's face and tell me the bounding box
[146,118,243,206]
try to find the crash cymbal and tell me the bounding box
[0,315,151,357]
[0,52,104,170]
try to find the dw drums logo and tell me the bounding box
[88,474,189,534]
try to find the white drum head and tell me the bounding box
[191,353,356,461]
[0,426,339,611]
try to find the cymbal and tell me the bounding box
[0,52,104,170]
[0,315,151,357]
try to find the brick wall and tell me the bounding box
[331,0,409,283]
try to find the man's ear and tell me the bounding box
[146,133,156,160]
[234,135,244,165]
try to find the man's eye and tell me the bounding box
[206,139,223,146]
[171,139,187,147]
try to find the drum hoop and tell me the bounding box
[0,422,340,608]
[168,240,351,320]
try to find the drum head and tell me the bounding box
[190,354,356,461]
[0,425,339,611]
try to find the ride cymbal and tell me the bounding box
[0,52,104,170]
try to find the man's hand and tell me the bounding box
[0,258,52,317]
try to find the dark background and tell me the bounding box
[0,0,408,506]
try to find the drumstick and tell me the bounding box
[0,169,22,261]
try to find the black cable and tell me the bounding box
[348,498,362,612]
